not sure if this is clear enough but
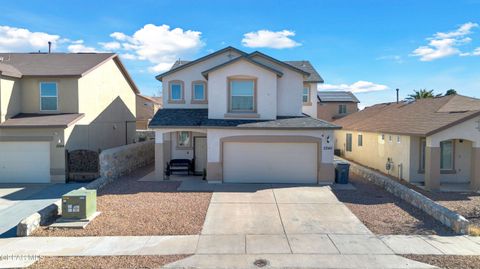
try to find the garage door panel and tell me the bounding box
[223,142,317,183]
[0,142,50,183]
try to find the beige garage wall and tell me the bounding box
[335,130,412,181]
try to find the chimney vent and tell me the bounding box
[48,41,52,53]
[396,88,399,104]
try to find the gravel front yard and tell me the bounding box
[33,166,212,236]
[28,255,189,269]
[332,173,455,235]
[401,255,480,269]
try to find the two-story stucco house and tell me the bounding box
[149,47,339,184]
[0,53,138,183]
[317,91,359,121]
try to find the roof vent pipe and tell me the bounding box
[48,41,52,53]
[396,88,399,104]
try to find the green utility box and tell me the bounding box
[62,188,97,219]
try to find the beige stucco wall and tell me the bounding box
[207,59,278,120]
[335,130,413,181]
[0,127,67,183]
[162,50,244,109]
[317,102,358,121]
[20,76,79,114]
[71,58,136,151]
[0,76,21,122]
[249,55,304,117]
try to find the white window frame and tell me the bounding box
[397,136,401,143]
[302,85,311,104]
[228,78,256,113]
[39,82,58,112]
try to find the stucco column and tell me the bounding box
[154,131,165,180]
[470,147,480,191]
[424,146,441,190]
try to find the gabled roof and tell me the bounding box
[156,46,247,81]
[0,53,139,93]
[284,61,324,83]
[137,94,162,105]
[248,51,310,76]
[201,56,283,78]
[148,109,340,130]
[156,46,324,83]
[334,95,480,136]
[317,91,360,103]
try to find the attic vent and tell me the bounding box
[448,111,468,114]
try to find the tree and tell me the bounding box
[406,89,438,100]
[445,89,457,96]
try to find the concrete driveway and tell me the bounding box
[0,183,84,237]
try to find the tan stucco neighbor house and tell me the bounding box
[316,91,359,121]
[0,53,138,183]
[149,46,340,184]
[136,94,162,130]
[334,95,480,191]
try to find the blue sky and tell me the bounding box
[1,0,479,108]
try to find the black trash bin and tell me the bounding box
[335,161,350,184]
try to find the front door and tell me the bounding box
[194,137,207,174]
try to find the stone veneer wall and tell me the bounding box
[99,140,154,180]
[340,157,471,234]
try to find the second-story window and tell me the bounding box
[192,81,207,103]
[229,79,255,112]
[303,85,310,104]
[40,82,58,111]
[339,104,347,114]
[168,80,184,103]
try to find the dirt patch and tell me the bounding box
[33,166,212,236]
[402,254,480,269]
[332,173,455,235]
[342,158,480,228]
[28,255,189,269]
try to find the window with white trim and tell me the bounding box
[303,85,310,103]
[229,79,255,112]
[40,82,58,111]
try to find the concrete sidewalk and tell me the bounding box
[0,183,85,238]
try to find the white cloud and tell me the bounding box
[0,25,60,52]
[376,55,403,63]
[242,30,301,49]
[318,81,389,93]
[109,24,204,72]
[99,41,121,50]
[120,53,137,60]
[67,40,99,53]
[411,22,478,61]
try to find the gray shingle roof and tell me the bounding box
[202,56,283,78]
[149,109,339,129]
[317,91,360,103]
[284,61,324,83]
[160,47,324,83]
[0,53,115,77]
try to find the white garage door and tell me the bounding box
[0,142,50,183]
[223,142,317,183]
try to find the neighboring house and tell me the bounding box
[334,95,480,191]
[136,94,162,129]
[149,46,339,184]
[0,53,138,183]
[317,91,359,121]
